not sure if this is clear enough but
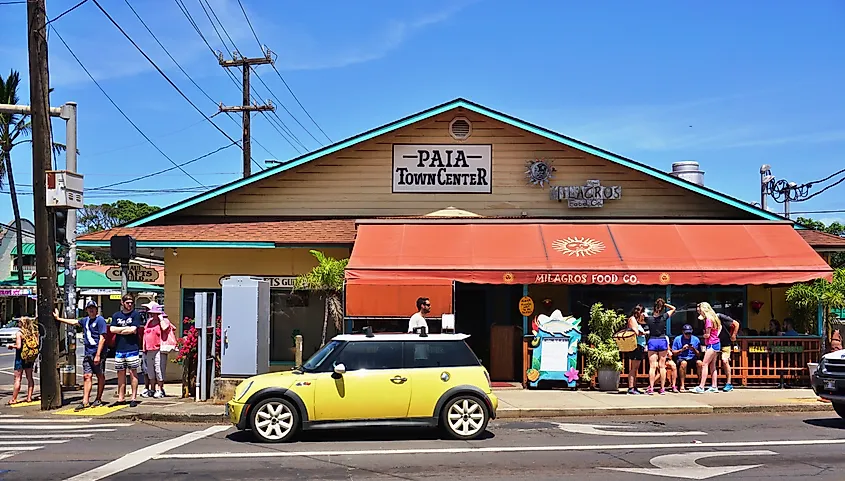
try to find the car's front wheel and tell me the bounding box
[250,397,299,443]
[441,395,489,440]
[833,402,845,420]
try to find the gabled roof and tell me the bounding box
[798,230,845,251]
[126,98,783,227]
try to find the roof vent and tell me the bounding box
[449,117,472,140]
[670,161,705,186]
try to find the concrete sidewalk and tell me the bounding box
[1,385,834,423]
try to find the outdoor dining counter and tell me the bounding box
[523,335,823,388]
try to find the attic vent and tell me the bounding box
[449,117,472,140]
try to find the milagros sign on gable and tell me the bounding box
[392,144,492,193]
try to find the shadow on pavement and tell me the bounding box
[804,417,845,430]
[226,427,495,444]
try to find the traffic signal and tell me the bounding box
[54,208,69,246]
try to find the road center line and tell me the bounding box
[154,438,845,460]
[63,425,230,481]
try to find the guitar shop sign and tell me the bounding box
[392,144,492,193]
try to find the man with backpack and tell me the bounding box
[110,294,144,407]
[54,300,107,411]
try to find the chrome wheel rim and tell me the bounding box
[255,402,293,440]
[447,398,484,436]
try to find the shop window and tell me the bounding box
[403,341,480,368]
[180,289,222,332]
[334,341,403,371]
[669,287,745,336]
[270,289,325,364]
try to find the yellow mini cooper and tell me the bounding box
[226,331,498,443]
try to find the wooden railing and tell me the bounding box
[523,336,822,388]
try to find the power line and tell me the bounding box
[0,1,26,5]
[50,25,206,187]
[801,174,845,202]
[203,0,324,148]
[91,0,262,173]
[174,0,305,154]
[88,142,237,190]
[44,0,88,26]
[807,168,845,187]
[792,209,845,215]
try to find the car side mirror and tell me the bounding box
[333,363,346,375]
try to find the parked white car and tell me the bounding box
[0,320,20,348]
[811,348,845,419]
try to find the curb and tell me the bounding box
[711,403,833,414]
[106,412,228,423]
[497,406,713,419]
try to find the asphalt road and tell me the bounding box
[1,412,844,480]
[1,344,121,391]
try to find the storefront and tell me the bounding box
[75,98,834,383]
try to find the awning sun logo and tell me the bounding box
[552,237,606,257]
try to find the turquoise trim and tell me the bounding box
[522,284,529,333]
[270,361,296,366]
[666,285,672,336]
[77,240,275,249]
[125,98,781,227]
[817,302,824,337]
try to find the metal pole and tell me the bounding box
[61,102,78,385]
[28,0,62,410]
[784,198,790,220]
[120,262,129,297]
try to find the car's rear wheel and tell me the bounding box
[441,395,489,440]
[250,397,299,443]
[834,402,845,420]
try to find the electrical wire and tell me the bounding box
[91,0,260,173]
[44,0,89,26]
[88,142,237,190]
[202,0,322,148]
[175,0,303,155]
[791,209,845,215]
[806,168,845,187]
[50,25,205,188]
[800,174,845,202]
[0,1,26,5]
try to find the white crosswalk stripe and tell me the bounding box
[0,415,133,461]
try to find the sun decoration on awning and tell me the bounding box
[551,237,606,257]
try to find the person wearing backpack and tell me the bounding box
[6,316,37,405]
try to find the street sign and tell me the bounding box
[104,264,159,283]
[600,450,776,479]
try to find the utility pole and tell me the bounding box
[27,0,62,409]
[218,51,274,178]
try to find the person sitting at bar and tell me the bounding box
[781,318,800,336]
[766,319,781,336]
[716,312,740,392]
[671,324,703,392]
[831,327,843,352]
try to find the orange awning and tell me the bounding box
[346,222,833,286]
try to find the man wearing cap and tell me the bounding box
[671,324,703,392]
[54,301,107,410]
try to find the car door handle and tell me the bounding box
[390,376,408,384]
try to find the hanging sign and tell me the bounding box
[105,265,160,283]
[549,179,622,208]
[0,289,32,297]
[518,296,535,316]
[392,144,492,193]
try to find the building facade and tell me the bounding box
[78,98,833,379]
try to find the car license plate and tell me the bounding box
[825,380,836,391]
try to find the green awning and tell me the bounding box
[0,269,163,293]
[10,243,36,256]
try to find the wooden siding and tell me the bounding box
[178,108,754,219]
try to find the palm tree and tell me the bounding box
[786,268,845,352]
[0,70,30,289]
[293,250,349,346]
[0,69,68,292]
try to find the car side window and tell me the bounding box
[404,341,481,368]
[334,341,403,371]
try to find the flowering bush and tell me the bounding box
[174,316,221,370]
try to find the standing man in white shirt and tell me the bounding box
[408,297,431,333]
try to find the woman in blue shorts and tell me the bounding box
[645,298,676,395]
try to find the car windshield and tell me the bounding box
[301,340,343,372]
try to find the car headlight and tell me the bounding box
[818,359,827,375]
[235,380,254,402]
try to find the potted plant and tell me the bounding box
[581,302,625,391]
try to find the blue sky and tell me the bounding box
[1,0,843,225]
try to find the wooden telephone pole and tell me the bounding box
[27,0,62,409]
[219,50,275,178]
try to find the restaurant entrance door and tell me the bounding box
[455,282,524,376]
